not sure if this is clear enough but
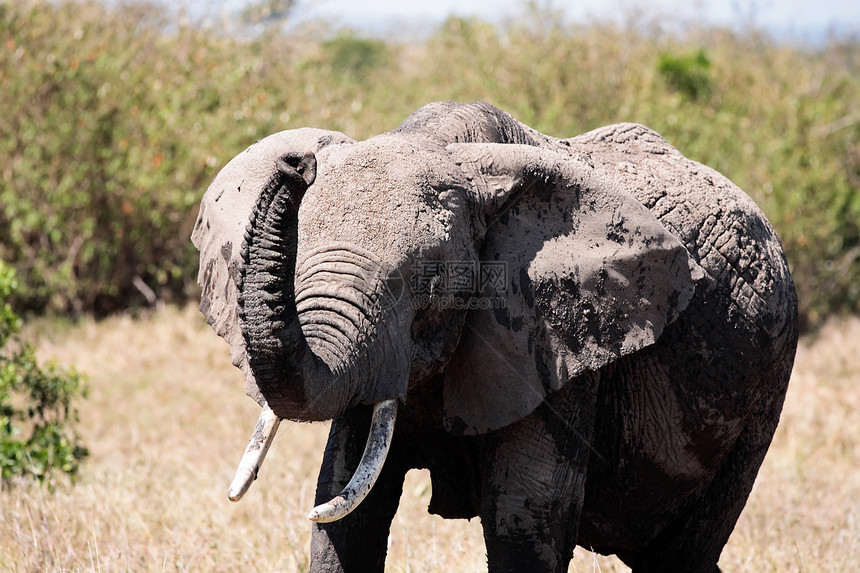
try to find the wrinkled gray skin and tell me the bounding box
[192,102,798,572]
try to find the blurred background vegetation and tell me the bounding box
[1,0,857,329]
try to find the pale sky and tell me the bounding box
[182,0,859,41]
[293,0,858,39]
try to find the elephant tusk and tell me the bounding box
[308,399,398,523]
[228,405,281,502]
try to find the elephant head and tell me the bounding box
[191,102,702,521]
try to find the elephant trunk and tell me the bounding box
[234,152,406,519]
[239,154,408,418]
[239,151,353,421]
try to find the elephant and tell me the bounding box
[191,101,798,572]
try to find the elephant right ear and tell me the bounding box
[191,128,354,405]
[442,143,704,435]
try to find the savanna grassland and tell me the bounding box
[0,306,857,572]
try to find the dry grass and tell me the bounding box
[1,306,857,571]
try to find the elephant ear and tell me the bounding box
[191,128,355,405]
[442,143,704,435]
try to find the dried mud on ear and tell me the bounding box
[562,122,796,339]
[443,142,701,435]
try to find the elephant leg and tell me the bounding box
[621,388,788,573]
[480,375,598,573]
[311,406,407,573]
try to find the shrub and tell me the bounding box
[0,1,244,314]
[658,48,713,99]
[0,1,857,328]
[0,261,88,486]
[322,32,389,78]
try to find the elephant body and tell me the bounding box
[192,102,797,572]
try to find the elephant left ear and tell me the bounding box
[442,143,705,435]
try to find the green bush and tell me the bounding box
[0,1,256,314]
[658,48,712,99]
[322,32,389,78]
[0,1,857,328]
[0,262,88,486]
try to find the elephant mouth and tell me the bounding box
[227,399,398,524]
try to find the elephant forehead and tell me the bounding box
[298,143,456,254]
[318,136,429,182]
